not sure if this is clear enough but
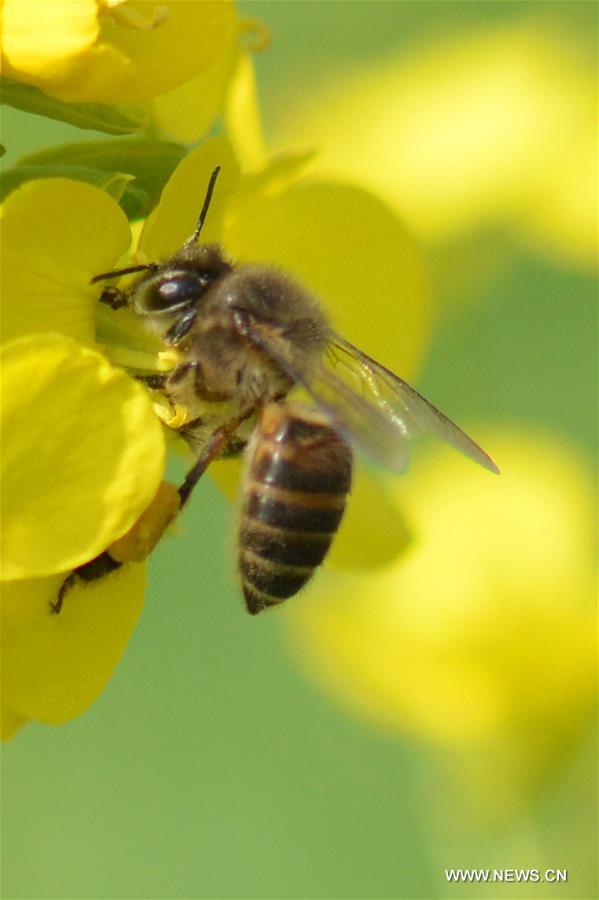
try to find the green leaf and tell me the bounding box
[2,138,188,220]
[0,165,150,219]
[17,139,187,211]
[1,78,149,135]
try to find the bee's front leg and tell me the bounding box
[98,286,128,310]
[134,372,169,389]
[165,310,199,345]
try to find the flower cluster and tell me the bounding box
[2,1,593,813]
[1,3,427,736]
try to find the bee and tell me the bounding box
[55,167,498,615]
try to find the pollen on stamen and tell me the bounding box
[153,399,190,429]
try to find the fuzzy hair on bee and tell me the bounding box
[53,166,498,616]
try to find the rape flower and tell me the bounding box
[285,430,596,811]
[1,0,257,142]
[0,173,174,738]
[0,334,166,739]
[273,17,596,273]
[2,135,429,736]
[1,0,237,104]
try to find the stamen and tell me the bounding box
[101,1,170,31]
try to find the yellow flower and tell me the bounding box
[0,178,167,738]
[273,17,596,272]
[1,134,429,736]
[0,333,166,739]
[285,430,596,811]
[1,0,240,136]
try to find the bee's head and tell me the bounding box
[92,166,228,332]
[127,244,231,320]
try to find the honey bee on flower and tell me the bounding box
[56,165,498,616]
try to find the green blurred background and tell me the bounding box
[2,2,596,898]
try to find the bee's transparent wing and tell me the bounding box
[233,312,410,472]
[232,311,498,474]
[331,337,499,474]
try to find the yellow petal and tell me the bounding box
[100,0,237,102]
[1,0,98,84]
[138,136,241,260]
[152,26,239,144]
[1,334,165,579]
[2,0,238,104]
[1,178,131,346]
[233,151,317,207]
[224,178,429,377]
[1,564,146,726]
[223,48,267,171]
[108,481,180,563]
[328,467,412,570]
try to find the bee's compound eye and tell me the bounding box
[137,271,207,313]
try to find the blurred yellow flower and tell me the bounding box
[274,18,596,272]
[155,19,270,149]
[285,430,596,799]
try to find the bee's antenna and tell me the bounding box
[187,166,221,245]
[91,263,157,284]
[92,166,221,284]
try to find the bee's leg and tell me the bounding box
[50,552,123,614]
[166,360,230,403]
[134,372,169,389]
[165,309,199,345]
[178,411,255,507]
[98,286,128,310]
[50,573,77,615]
[178,428,232,507]
[167,360,198,386]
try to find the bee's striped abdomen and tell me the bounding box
[239,404,352,614]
